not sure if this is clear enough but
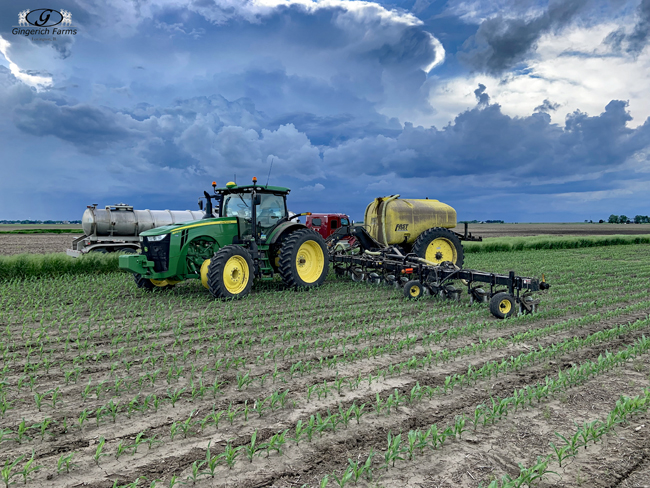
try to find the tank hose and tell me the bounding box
[381,194,399,246]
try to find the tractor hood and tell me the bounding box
[140,217,233,237]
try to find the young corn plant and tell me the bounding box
[19,450,41,485]
[1,455,24,488]
[57,452,76,474]
[94,437,109,465]
[223,442,241,469]
[201,441,223,478]
[243,430,262,463]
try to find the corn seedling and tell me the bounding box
[1,455,24,488]
[19,450,41,485]
[94,437,109,465]
[56,452,76,474]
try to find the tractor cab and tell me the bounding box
[212,181,290,238]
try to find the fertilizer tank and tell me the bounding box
[364,195,457,246]
[82,204,205,236]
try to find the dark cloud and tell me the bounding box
[605,0,650,54]
[474,83,490,106]
[268,112,402,146]
[13,99,133,149]
[324,86,650,184]
[458,0,595,74]
[535,99,560,113]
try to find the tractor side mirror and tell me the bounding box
[253,194,262,205]
[198,200,204,210]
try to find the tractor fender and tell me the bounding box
[267,221,307,245]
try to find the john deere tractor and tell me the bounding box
[119,178,329,299]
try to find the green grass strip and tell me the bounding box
[464,234,650,253]
[0,253,120,281]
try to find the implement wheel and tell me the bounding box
[412,227,464,268]
[133,273,155,291]
[206,245,254,299]
[279,229,329,288]
[489,292,516,319]
[404,280,424,299]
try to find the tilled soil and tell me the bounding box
[0,234,82,255]
[1,245,650,487]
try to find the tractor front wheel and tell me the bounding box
[133,273,155,291]
[279,229,329,288]
[206,246,254,299]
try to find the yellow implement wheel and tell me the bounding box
[278,228,329,288]
[489,292,516,319]
[403,280,424,299]
[206,246,254,299]
[295,240,325,284]
[200,259,211,289]
[425,237,457,264]
[150,279,181,287]
[412,227,464,267]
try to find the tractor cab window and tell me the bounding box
[331,219,339,229]
[341,218,349,226]
[312,218,322,226]
[256,193,287,232]
[223,193,253,220]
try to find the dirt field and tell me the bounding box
[0,234,83,256]
[2,223,650,256]
[1,245,650,487]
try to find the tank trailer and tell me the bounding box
[67,204,205,256]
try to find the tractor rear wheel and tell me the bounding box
[412,227,464,267]
[278,229,329,288]
[206,246,254,299]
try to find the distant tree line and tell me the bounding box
[607,215,650,224]
[459,220,505,224]
[0,220,82,224]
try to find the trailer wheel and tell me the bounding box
[412,228,464,267]
[404,280,424,299]
[206,246,254,299]
[489,292,516,319]
[278,229,329,288]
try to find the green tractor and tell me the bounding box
[119,177,329,298]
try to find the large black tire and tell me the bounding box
[133,273,155,291]
[278,229,329,288]
[489,292,516,319]
[206,245,254,299]
[412,227,464,268]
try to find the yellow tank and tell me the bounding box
[364,195,457,246]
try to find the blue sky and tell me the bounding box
[1,0,650,222]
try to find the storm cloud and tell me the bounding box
[1,0,650,222]
[458,0,598,74]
